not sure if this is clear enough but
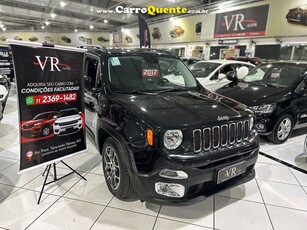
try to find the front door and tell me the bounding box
[84,55,102,137]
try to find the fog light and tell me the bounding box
[159,169,188,179]
[256,123,265,130]
[155,182,185,198]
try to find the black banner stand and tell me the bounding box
[37,160,87,204]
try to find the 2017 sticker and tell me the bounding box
[142,69,159,77]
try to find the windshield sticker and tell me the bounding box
[110,57,121,66]
[142,69,159,77]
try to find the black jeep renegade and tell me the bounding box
[83,48,259,205]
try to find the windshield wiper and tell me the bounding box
[155,87,188,94]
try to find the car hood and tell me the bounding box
[22,119,46,126]
[216,81,292,106]
[112,91,249,128]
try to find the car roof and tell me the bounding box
[85,47,177,58]
[261,60,307,65]
[180,56,202,60]
[196,60,255,65]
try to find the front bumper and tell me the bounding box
[129,145,259,205]
[53,121,82,135]
[21,127,42,136]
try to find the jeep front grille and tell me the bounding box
[193,120,249,153]
[57,119,79,126]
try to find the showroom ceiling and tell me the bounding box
[0,0,265,32]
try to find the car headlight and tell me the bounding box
[250,117,254,130]
[34,123,42,126]
[163,130,183,150]
[251,104,275,114]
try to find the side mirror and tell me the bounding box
[237,66,249,80]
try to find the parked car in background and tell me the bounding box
[227,56,266,66]
[216,61,307,144]
[180,56,202,66]
[0,73,10,108]
[190,60,255,91]
[21,111,58,137]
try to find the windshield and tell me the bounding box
[189,62,221,78]
[108,55,198,92]
[244,63,307,87]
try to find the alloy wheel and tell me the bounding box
[277,117,292,141]
[104,146,120,190]
[42,126,50,136]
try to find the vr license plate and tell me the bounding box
[217,161,246,184]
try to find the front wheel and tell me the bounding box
[102,137,134,199]
[41,125,51,136]
[267,114,293,144]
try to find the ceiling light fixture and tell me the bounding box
[0,24,4,28]
[51,12,57,18]
[89,25,94,29]
[75,28,78,32]
[2,27,6,31]
[45,21,50,25]
[60,1,66,7]
[90,6,93,12]
[121,27,125,32]
[41,25,45,29]
[104,19,108,24]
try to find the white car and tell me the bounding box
[0,74,9,104]
[189,60,255,91]
[53,108,83,136]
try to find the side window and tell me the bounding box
[84,56,100,90]
[220,65,234,75]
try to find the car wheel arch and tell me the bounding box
[97,122,138,173]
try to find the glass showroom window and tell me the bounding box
[279,45,293,60]
[293,45,307,61]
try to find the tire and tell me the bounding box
[41,125,51,136]
[101,137,134,199]
[267,114,294,144]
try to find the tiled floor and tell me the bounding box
[1,91,307,230]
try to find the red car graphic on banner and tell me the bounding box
[21,111,58,137]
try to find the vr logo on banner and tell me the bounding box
[224,14,245,31]
[34,56,61,71]
[33,56,71,71]
[214,4,269,38]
